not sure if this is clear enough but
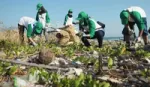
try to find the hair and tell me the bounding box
[67,14,73,17]
[18,23,25,29]
[38,6,47,14]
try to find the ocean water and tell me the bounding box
[104,37,123,40]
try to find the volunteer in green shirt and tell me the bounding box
[64,9,76,26]
[120,6,148,45]
[18,16,43,46]
[76,11,105,48]
[36,3,50,42]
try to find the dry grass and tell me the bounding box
[0,29,57,44]
[0,26,79,44]
[0,29,27,44]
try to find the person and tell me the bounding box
[61,9,80,44]
[36,3,50,42]
[76,11,105,48]
[120,6,149,46]
[64,9,75,26]
[18,16,43,46]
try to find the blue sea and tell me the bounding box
[104,37,123,40]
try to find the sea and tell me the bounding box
[104,37,123,41]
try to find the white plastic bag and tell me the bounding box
[28,70,40,83]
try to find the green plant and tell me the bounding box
[135,49,150,58]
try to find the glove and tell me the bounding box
[55,29,61,32]
[76,31,84,37]
[45,23,51,29]
[136,37,142,43]
[83,34,91,39]
[32,42,38,46]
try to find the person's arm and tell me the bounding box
[139,30,143,37]
[36,13,39,21]
[27,24,37,46]
[46,12,50,23]
[131,12,144,37]
[89,20,96,38]
[64,15,68,26]
[124,24,130,30]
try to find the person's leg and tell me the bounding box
[81,36,91,47]
[95,30,105,48]
[43,28,49,42]
[142,18,148,45]
[122,26,133,47]
[18,24,24,44]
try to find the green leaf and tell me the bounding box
[99,82,110,87]
[8,65,18,75]
[0,66,3,75]
[103,83,110,87]
[3,62,11,67]
[74,80,81,87]
[108,57,113,69]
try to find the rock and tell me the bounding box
[144,45,150,52]
[0,51,6,58]
[39,48,55,65]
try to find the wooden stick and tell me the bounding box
[0,58,68,71]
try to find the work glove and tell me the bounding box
[136,37,142,43]
[45,23,51,29]
[76,31,84,37]
[83,34,91,39]
[32,42,38,46]
[55,29,61,32]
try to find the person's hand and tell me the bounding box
[45,23,50,28]
[83,34,91,39]
[32,42,38,46]
[136,37,142,43]
[76,31,84,37]
[55,29,61,32]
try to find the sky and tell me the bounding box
[0,0,150,37]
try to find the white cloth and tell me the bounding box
[65,17,73,26]
[38,13,47,28]
[90,19,102,29]
[127,6,146,17]
[18,16,36,28]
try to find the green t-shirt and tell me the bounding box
[130,11,145,30]
[36,12,50,24]
[27,24,34,38]
[79,18,96,38]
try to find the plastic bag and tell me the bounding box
[13,77,43,87]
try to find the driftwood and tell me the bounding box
[0,58,68,71]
